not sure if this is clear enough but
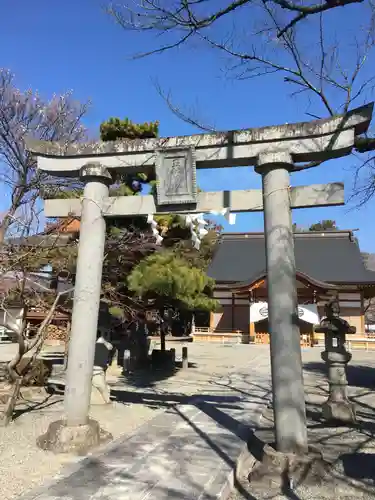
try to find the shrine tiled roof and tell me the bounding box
[207,231,375,285]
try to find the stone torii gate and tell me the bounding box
[26,103,373,454]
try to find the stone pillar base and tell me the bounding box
[37,419,112,454]
[248,443,328,491]
[322,400,356,424]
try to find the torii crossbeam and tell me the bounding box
[26,103,373,455]
[43,183,345,218]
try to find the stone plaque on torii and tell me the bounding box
[26,103,373,454]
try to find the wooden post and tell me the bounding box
[231,293,235,331]
[249,322,255,341]
[170,348,176,366]
[249,292,255,343]
[182,346,188,369]
[209,311,214,332]
[360,291,366,334]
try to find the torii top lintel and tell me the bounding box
[26,103,373,176]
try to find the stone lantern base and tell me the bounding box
[322,399,356,424]
[321,350,356,424]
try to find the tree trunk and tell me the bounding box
[0,288,73,425]
[0,225,6,245]
[129,323,149,369]
[0,219,10,245]
[0,202,22,244]
[0,378,22,427]
[63,322,71,371]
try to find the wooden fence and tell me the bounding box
[193,327,247,344]
[255,332,312,347]
[194,328,312,347]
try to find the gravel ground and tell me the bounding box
[0,390,158,500]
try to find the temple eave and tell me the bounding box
[225,270,341,294]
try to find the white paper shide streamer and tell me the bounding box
[147,207,236,249]
[147,214,163,245]
[184,213,208,250]
[209,207,236,225]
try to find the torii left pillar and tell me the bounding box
[37,163,113,453]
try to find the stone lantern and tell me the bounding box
[315,298,356,423]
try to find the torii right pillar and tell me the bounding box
[256,152,308,454]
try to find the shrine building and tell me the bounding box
[205,231,375,345]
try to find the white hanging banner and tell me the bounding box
[297,304,320,325]
[250,302,320,325]
[249,302,269,323]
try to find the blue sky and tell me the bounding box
[1,0,374,252]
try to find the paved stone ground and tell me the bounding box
[230,350,375,499]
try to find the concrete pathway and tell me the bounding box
[18,345,272,500]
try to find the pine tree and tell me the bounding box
[309,220,338,231]
[128,250,218,312]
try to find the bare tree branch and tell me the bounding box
[153,79,217,132]
[0,233,75,427]
[109,0,365,42]
[0,69,90,243]
[109,0,375,204]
